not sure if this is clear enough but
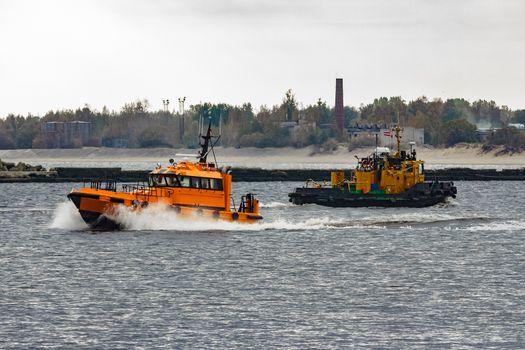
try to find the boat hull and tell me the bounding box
[288,182,457,208]
[78,209,122,230]
[67,191,263,230]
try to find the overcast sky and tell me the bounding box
[0,0,523,116]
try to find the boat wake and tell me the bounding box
[50,201,516,233]
[259,201,294,209]
[109,204,375,231]
[49,201,383,232]
[357,212,490,226]
[458,220,525,232]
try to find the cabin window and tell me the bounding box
[190,177,200,188]
[200,178,210,189]
[166,175,177,186]
[150,175,166,186]
[210,178,223,190]
[419,164,424,174]
[162,175,222,190]
[179,176,190,187]
[406,164,413,173]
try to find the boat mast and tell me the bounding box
[374,133,378,171]
[394,125,402,157]
[393,112,402,157]
[199,119,212,163]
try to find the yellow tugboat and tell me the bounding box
[68,121,262,229]
[289,125,457,207]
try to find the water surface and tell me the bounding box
[0,181,523,348]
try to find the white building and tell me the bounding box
[347,125,424,146]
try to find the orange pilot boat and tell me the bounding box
[67,121,262,229]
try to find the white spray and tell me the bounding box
[49,201,88,230]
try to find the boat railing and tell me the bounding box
[230,196,237,212]
[121,183,160,201]
[239,196,245,212]
[84,179,117,192]
[238,193,256,213]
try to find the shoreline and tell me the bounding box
[0,144,525,170]
[2,167,525,183]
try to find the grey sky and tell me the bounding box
[0,0,523,116]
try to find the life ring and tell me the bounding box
[140,201,148,208]
[196,208,204,216]
[232,212,239,221]
[212,210,220,219]
[172,206,181,214]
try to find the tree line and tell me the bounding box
[0,92,524,150]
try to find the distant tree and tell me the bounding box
[239,128,291,148]
[0,127,15,149]
[442,98,470,122]
[121,99,149,116]
[283,89,297,121]
[313,129,330,145]
[407,96,430,116]
[137,126,172,148]
[3,114,40,148]
[0,94,521,150]
[360,96,407,125]
[406,98,445,145]
[292,100,335,146]
[31,133,55,149]
[486,126,525,149]
[75,104,93,121]
[471,99,502,126]
[513,109,525,124]
[442,119,478,146]
[239,132,265,148]
[499,105,513,125]
[302,99,331,125]
[343,106,358,126]
[3,114,23,146]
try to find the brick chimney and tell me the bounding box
[335,78,344,132]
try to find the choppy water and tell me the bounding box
[0,181,524,349]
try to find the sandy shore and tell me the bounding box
[0,144,524,170]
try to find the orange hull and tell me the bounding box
[68,187,262,230]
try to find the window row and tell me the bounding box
[149,175,223,190]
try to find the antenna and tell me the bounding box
[198,118,212,163]
[196,110,224,165]
[392,112,402,157]
[211,115,222,167]
[178,97,185,142]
